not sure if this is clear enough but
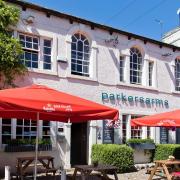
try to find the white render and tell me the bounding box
[0,1,180,173]
[162,27,180,47]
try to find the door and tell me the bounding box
[176,128,180,144]
[71,122,87,166]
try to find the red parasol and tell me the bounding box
[0,84,119,179]
[131,109,180,127]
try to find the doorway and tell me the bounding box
[176,128,180,144]
[71,122,88,166]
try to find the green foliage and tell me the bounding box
[154,144,180,160]
[0,0,27,89]
[91,144,134,173]
[7,138,51,145]
[126,138,154,144]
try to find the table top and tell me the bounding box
[17,155,54,161]
[154,159,180,165]
[74,164,117,171]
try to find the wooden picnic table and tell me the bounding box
[16,155,57,180]
[72,164,118,180]
[148,159,180,180]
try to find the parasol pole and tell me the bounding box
[34,112,39,180]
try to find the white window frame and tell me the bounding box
[18,33,53,71]
[148,61,154,87]
[175,58,180,91]
[130,48,143,85]
[119,56,125,82]
[71,33,90,77]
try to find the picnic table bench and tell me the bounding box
[72,164,118,180]
[16,155,57,179]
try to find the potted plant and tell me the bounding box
[4,138,52,152]
[126,138,155,150]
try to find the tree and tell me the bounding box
[0,0,27,89]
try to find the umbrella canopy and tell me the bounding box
[131,109,180,127]
[0,84,119,122]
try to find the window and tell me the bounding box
[122,115,127,144]
[19,33,52,70]
[147,127,151,138]
[175,58,180,91]
[2,119,12,144]
[43,39,52,70]
[120,56,125,82]
[148,61,153,86]
[16,119,37,140]
[71,33,90,77]
[131,115,142,139]
[130,48,142,84]
[42,121,51,140]
[20,34,39,68]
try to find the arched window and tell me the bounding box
[175,58,180,91]
[130,47,142,84]
[71,33,90,77]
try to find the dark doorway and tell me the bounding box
[176,128,180,144]
[71,122,87,166]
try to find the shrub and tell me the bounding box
[126,138,154,144]
[154,144,180,160]
[91,144,134,173]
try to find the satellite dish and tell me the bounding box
[177,8,180,15]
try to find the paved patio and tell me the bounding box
[6,168,165,180]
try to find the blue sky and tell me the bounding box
[26,0,180,41]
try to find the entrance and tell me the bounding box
[71,122,87,166]
[176,128,180,144]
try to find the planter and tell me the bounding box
[128,143,155,150]
[4,144,52,152]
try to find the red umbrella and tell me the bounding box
[131,109,180,127]
[0,84,119,179]
[0,84,119,121]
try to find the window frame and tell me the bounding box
[71,33,90,77]
[18,33,53,71]
[130,48,143,85]
[175,58,180,91]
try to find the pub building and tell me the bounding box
[1,0,180,173]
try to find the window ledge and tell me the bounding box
[28,68,58,76]
[117,82,158,91]
[172,91,180,95]
[67,74,98,82]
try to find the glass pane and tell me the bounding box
[77,41,83,51]
[2,126,11,134]
[25,60,31,68]
[43,63,51,70]
[16,127,23,135]
[32,53,38,61]
[25,52,31,60]
[17,119,23,125]
[24,120,30,126]
[33,44,38,50]
[44,47,51,55]
[26,36,32,42]
[77,65,82,72]
[71,43,76,50]
[44,39,51,47]
[33,38,38,44]
[26,42,32,49]
[32,62,38,68]
[2,119,11,125]
[43,121,50,126]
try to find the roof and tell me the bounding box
[162,27,180,39]
[5,0,180,52]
